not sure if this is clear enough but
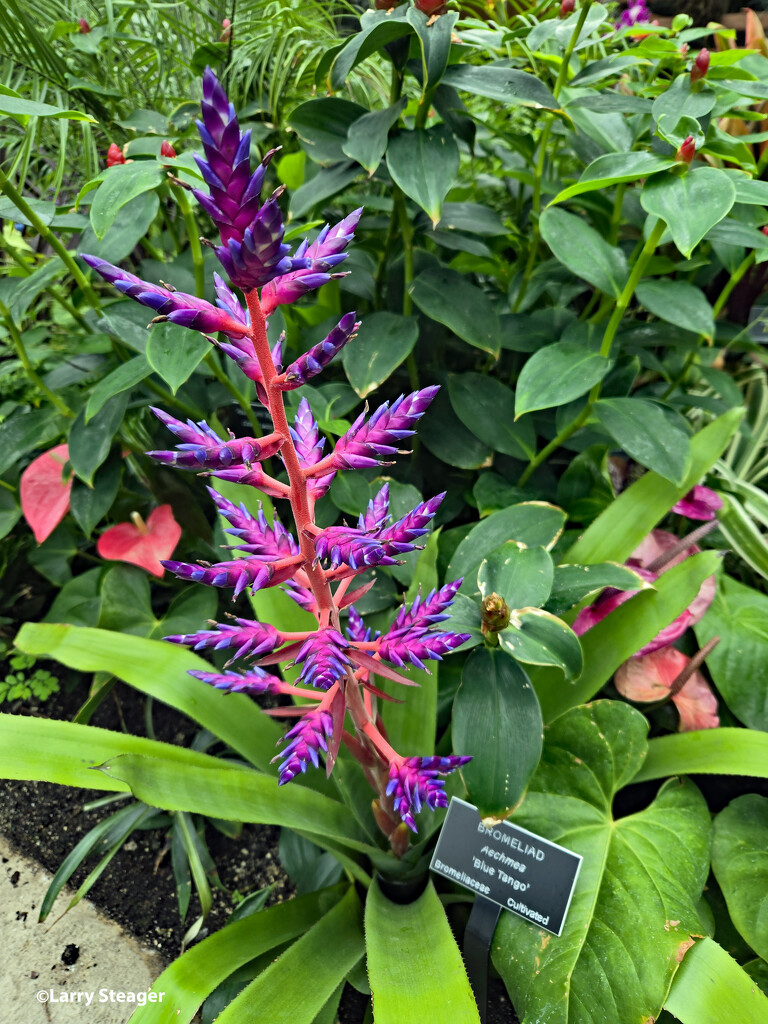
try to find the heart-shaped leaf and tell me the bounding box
[20,443,72,543]
[386,126,459,227]
[477,542,554,609]
[540,207,629,297]
[712,794,768,962]
[97,504,181,577]
[641,167,736,258]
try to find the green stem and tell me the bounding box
[139,235,165,262]
[518,405,590,487]
[554,0,594,98]
[0,167,100,308]
[2,312,74,418]
[609,182,626,246]
[172,185,205,299]
[0,477,16,493]
[5,248,93,331]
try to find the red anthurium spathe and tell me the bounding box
[672,485,722,521]
[20,444,72,543]
[97,505,181,577]
[615,646,719,731]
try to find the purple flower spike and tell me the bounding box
[672,485,722,522]
[386,755,472,832]
[378,493,445,553]
[291,398,336,499]
[379,627,471,672]
[295,628,352,690]
[391,579,463,632]
[314,525,401,571]
[147,409,273,470]
[275,707,335,784]
[82,255,248,340]
[165,617,282,662]
[279,312,361,389]
[617,0,650,27]
[331,386,440,470]
[203,463,290,500]
[346,606,378,643]
[261,208,363,315]
[162,557,274,597]
[362,483,390,532]
[189,666,284,695]
[209,489,298,558]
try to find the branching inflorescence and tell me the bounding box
[82,69,470,853]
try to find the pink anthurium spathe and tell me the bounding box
[97,505,181,577]
[615,646,719,731]
[20,444,73,543]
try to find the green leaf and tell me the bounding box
[664,937,768,1024]
[552,152,676,205]
[342,311,418,398]
[547,562,652,617]
[449,504,565,584]
[593,397,691,484]
[636,279,715,340]
[0,489,21,541]
[634,729,768,784]
[14,623,283,773]
[366,879,480,1024]
[278,831,343,896]
[437,202,506,237]
[128,887,348,1024]
[716,493,768,581]
[7,258,65,321]
[410,267,500,356]
[712,795,768,962]
[652,76,716,129]
[694,576,768,729]
[69,454,121,537]
[289,98,368,165]
[499,609,583,679]
[386,126,459,227]
[540,207,628,297]
[329,9,413,90]
[89,162,163,239]
[0,408,64,475]
[407,8,458,95]
[478,542,554,609]
[641,167,736,258]
[68,392,127,486]
[453,647,542,818]
[448,373,535,458]
[419,384,492,469]
[516,342,611,417]
[290,162,361,219]
[565,408,743,565]
[78,191,159,263]
[43,569,102,628]
[0,94,94,121]
[342,99,406,173]
[494,702,711,1024]
[441,63,558,109]
[146,321,209,394]
[85,355,150,422]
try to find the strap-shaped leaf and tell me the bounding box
[366,879,480,1024]
[664,937,768,1023]
[493,702,711,1024]
[633,728,768,783]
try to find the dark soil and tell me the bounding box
[0,677,517,1023]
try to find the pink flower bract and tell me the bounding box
[21,444,72,543]
[615,646,719,731]
[97,505,181,577]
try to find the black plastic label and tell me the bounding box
[429,797,582,936]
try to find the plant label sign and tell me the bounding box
[430,797,582,936]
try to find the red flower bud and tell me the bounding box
[220,17,232,41]
[78,17,91,32]
[106,143,126,167]
[679,42,689,57]
[762,226,768,237]
[160,140,177,159]
[560,0,575,15]
[414,0,447,13]
[691,48,710,83]
[675,135,696,165]
[375,0,399,7]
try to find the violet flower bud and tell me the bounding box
[165,617,282,661]
[209,489,299,557]
[389,579,463,631]
[386,756,472,832]
[162,556,274,596]
[361,483,390,532]
[204,463,289,500]
[290,398,335,499]
[295,628,352,690]
[188,666,284,695]
[147,409,278,469]
[346,606,379,643]
[275,707,335,784]
[377,493,445,553]
[378,626,471,672]
[331,386,440,470]
[314,525,401,571]
[279,312,361,389]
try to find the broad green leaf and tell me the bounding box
[694,576,768,729]
[565,408,743,564]
[438,202,506,237]
[552,152,675,205]
[329,9,413,90]
[547,562,652,617]
[534,552,722,721]
[90,162,163,239]
[7,258,65,321]
[499,609,583,679]
[593,397,691,484]
[453,647,542,818]
[448,503,566,583]
[98,754,371,853]
[342,99,406,173]
[712,795,768,962]
[651,76,716,129]
[634,729,768,784]
[448,373,535,458]
[515,341,611,417]
[0,408,64,475]
[636,279,715,340]
[85,355,150,422]
[407,7,458,95]
[540,207,628,297]
[213,888,364,1024]
[14,623,283,773]
[0,94,94,121]
[664,937,768,1024]
[43,569,102,628]
[494,702,711,1024]
[68,392,128,486]
[366,884,481,1024]
[441,593,483,649]
[69,454,121,536]
[28,522,77,585]
[0,713,228,792]
[386,126,459,227]
[0,489,21,541]
[477,542,554,609]
[290,163,361,219]
[146,321,209,394]
[78,191,160,263]
[342,311,418,397]
[641,168,736,258]
[288,98,368,164]
[410,267,500,356]
[473,474,527,517]
[127,886,348,1024]
[419,385,493,469]
[442,64,558,109]
[716,493,768,581]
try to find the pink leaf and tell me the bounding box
[20,444,72,543]
[615,646,719,732]
[97,505,181,577]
